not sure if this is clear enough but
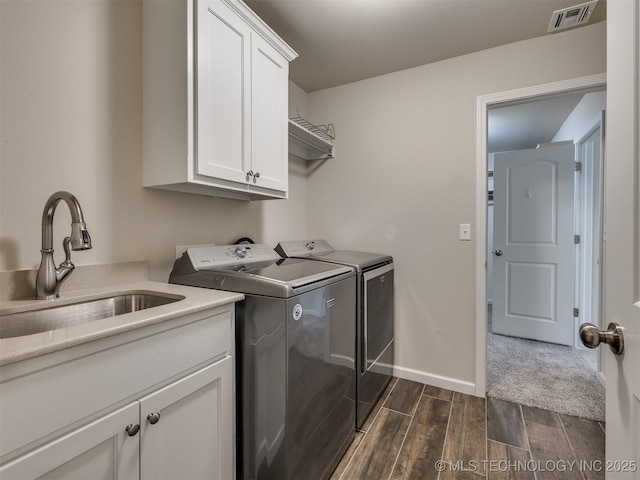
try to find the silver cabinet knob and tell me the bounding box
[246,170,254,181]
[253,172,260,179]
[147,412,161,425]
[126,423,140,436]
[579,322,624,355]
[493,250,503,256]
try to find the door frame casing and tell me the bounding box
[574,114,605,357]
[474,73,607,397]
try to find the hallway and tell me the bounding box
[486,304,605,421]
[332,378,605,480]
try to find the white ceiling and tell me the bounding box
[244,0,606,151]
[488,92,586,153]
[245,0,606,93]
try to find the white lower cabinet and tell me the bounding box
[139,358,233,480]
[1,403,140,480]
[0,306,235,479]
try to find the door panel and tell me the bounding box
[603,0,640,471]
[139,359,234,480]
[196,0,251,183]
[507,161,558,245]
[251,33,288,191]
[0,403,139,479]
[507,262,555,320]
[493,143,575,345]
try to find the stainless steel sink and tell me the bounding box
[0,292,185,339]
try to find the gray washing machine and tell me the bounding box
[169,244,356,480]
[275,239,394,429]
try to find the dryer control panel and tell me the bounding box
[185,244,281,270]
[276,239,334,257]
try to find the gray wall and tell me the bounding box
[304,21,606,390]
[0,0,606,392]
[0,0,308,281]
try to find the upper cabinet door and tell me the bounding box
[196,0,252,185]
[250,33,289,192]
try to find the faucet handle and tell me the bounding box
[60,237,74,269]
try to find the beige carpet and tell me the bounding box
[487,317,606,422]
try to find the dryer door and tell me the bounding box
[362,263,394,373]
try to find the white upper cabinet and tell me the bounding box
[142,0,297,201]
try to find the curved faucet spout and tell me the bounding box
[36,191,92,300]
[41,191,92,251]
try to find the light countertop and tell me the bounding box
[0,281,243,366]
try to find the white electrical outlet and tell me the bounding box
[460,224,471,241]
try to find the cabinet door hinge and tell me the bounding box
[575,162,582,172]
[574,308,580,317]
[574,235,581,244]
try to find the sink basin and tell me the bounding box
[0,292,185,339]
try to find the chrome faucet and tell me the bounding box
[36,191,92,300]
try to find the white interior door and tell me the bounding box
[601,0,640,471]
[575,115,604,370]
[492,142,576,345]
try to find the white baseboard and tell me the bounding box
[392,365,477,397]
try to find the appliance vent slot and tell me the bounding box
[547,1,598,33]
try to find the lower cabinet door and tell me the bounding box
[0,403,140,480]
[139,357,234,480]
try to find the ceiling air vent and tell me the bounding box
[547,1,598,33]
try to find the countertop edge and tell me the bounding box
[0,281,244,367]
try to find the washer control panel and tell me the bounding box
[185,243,280,270]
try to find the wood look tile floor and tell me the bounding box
[331,378,605,480]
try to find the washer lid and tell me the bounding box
[169,244,353,297]
[213,258,352,287]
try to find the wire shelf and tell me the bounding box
[289,116,335,142]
